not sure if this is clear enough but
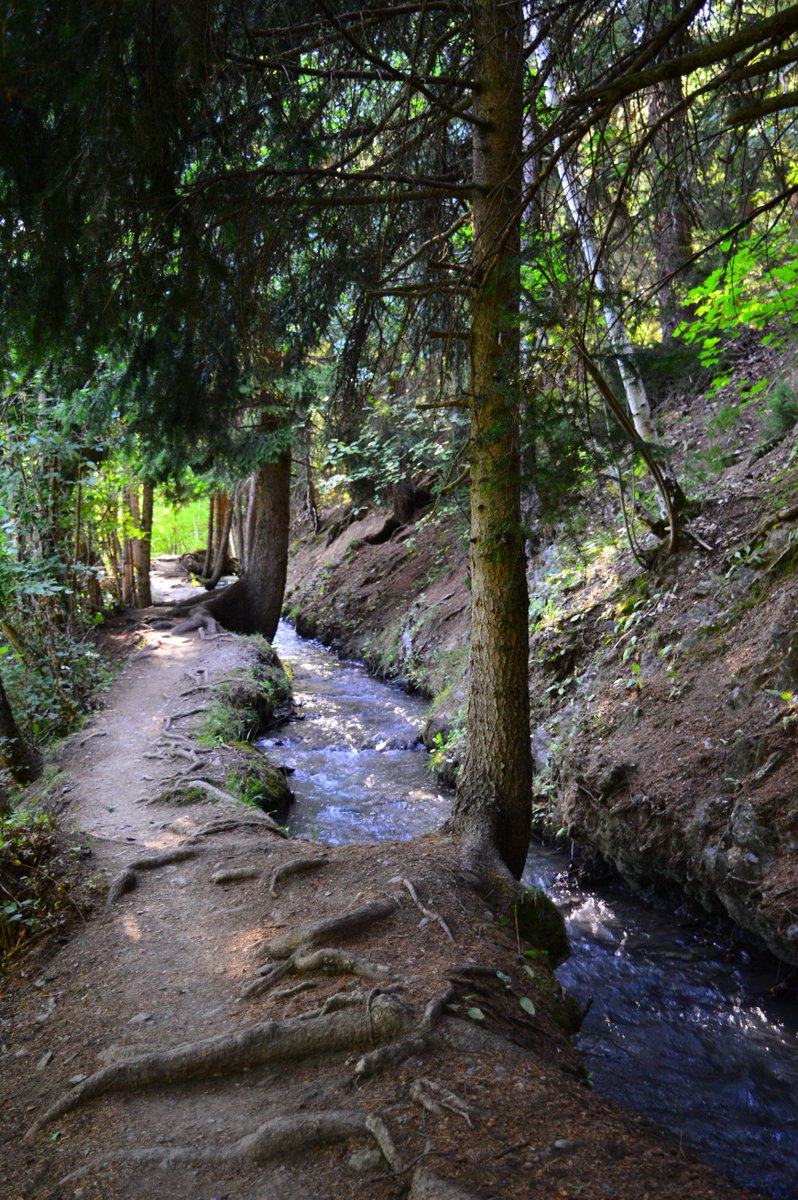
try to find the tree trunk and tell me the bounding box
[202,494,216,579]
[201,453,291,639]
[130,482,154,607]
[206,485,237,589]
[449,0,532,879]
[649,11,694,340]
[0,673,41,785]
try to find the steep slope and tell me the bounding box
[284,384,798,967]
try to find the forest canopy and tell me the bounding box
[1,0,796,871]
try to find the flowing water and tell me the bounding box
[265,622,798,1200]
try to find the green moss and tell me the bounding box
[485,876,570,967]
[226,754,292,817]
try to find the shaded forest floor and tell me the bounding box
[0,590,753,1199]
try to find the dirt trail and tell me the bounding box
[0,608,754,1200]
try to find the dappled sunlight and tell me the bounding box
[214,925,274,980]
[122,914,142,943]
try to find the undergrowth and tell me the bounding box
[0,810,80,969]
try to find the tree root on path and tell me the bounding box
[27,994,413,1137]
[242,946,395,999]
[211,866,262,885]
[410,1078,480,1128]
[408,1166,486,1200]
[186,815,283,841]
[401,878,455,943]
[106,846,202,906]
[269,853,329,896]
[59,1109,370,1182]
[264,897,398,958]
[171,610,220,639]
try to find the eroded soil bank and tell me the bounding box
[1,611,752,1200]
[285,408,798,969]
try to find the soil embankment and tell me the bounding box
[285,408,798,969]
[1,604,752,1199]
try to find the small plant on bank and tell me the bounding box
[0,810,74,967]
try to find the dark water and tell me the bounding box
[267,622,798,1199]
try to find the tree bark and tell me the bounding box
[0,673,41,785]
[648,8,695,340]
[449,0,532,879]
[200,453,291,639]
[202,495,216,579]
[131,481,154,607]
[206,486,237,589]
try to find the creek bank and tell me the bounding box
[284,427,798,969]
[0,608,751,1200]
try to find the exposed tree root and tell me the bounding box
[27,994,413,1137]
[158,779,286,834]
[106,868,137,907]
[186,816,281,841]
[171,610,220,639]
[353,986,455,1080]
[410,1078,479,1127]
[295,946,395,979]
[242,946,395,1000]
[163,706,208,730]
[409,1166,485,1200]
[211,866,261,885]
[402,878,455,942]
[264,897,398,958]
[354,1033,429,1080]
[271,980,318,1002]
[106,847,201,907]
[365,1112,404,1172]
[130,847,200,872]
[60,1109,370,1182]
[269,853,330,896]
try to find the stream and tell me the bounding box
[265,622,798,1200]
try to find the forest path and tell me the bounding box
[1,606,753,1200]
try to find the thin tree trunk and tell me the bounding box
[231,480,248,566]
[649,11,694,340]
[201,453,291,639]
[0,673,41,785]
[136,481,154,607]
[206,485,237,589]
[527,19,656,443]
[202,495,215,578]
[449,0,531,879]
